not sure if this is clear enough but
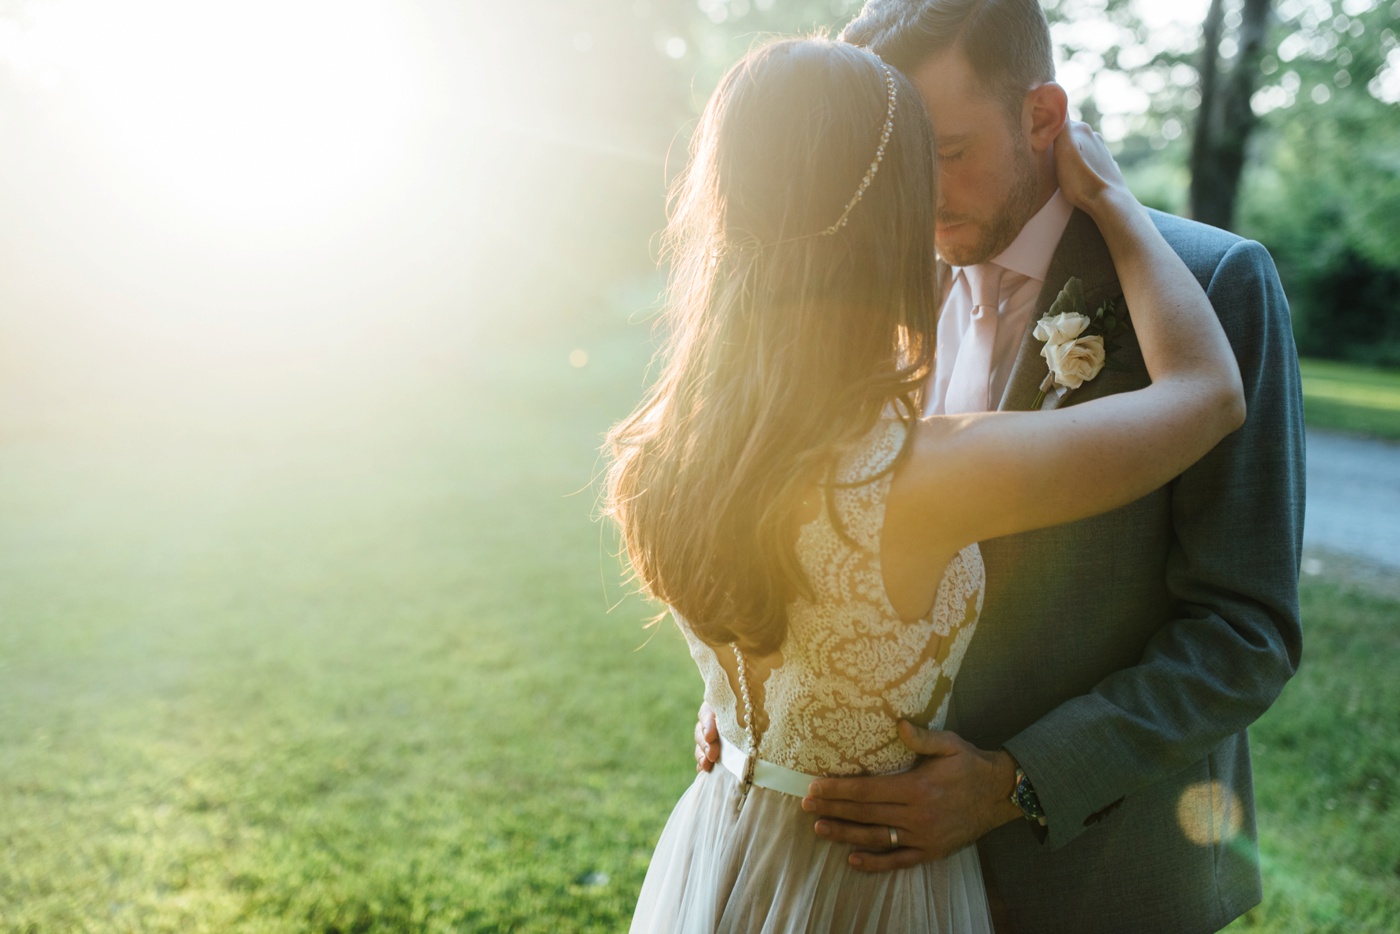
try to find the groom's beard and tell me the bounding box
[937,142,1041,267]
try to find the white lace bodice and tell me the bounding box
[677,419,985,777]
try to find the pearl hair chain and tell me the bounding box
[821,63,898,236]
[712,61,899,259]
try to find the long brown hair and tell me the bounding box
[605,38,938,654]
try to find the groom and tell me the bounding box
[693,1,1305,930]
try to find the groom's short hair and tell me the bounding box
[842,0,1055,117]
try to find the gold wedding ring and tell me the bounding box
[888,825,899,848]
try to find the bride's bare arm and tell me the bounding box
[890,122,1244,566]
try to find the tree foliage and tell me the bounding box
[1236,0,1400,363]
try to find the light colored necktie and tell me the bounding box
[943,263,1005,414]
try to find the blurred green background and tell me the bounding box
[1,0,1397,931]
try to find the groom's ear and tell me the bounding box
[1023,82,1069,154]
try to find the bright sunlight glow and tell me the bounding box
[8,0,422,227]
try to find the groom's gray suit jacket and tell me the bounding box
[946,209,1305,933]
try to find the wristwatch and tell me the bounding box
[1010,767,1047,826]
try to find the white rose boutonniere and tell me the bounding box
[1042,333,1106,390]
[1033,311,1091,346]
[1030,277,1131,410]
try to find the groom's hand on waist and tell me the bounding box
[801,721,1023,872]
[694,702,720,773]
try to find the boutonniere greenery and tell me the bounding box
[1030,277,1131,410]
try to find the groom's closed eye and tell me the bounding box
[935,134,972,162]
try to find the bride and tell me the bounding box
[604,37,1244,933]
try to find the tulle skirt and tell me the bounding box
[630,765,993,933]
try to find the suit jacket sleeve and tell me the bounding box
[1001,237,1306,849]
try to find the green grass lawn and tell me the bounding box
[1300,358,1400,441]
[1224,576,1400,933]
[2,319,1398,932]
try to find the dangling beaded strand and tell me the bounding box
[731,643,759,811]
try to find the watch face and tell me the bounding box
[1014,773,1045,821]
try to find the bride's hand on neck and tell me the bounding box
[1053,119,1138,224]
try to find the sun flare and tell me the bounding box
[11,0,423,227]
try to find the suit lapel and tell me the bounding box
[996,209,1122,412]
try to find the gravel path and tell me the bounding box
[1303,428,1400,572]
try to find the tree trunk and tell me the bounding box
[1189,0,1274,230]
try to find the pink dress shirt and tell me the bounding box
[925,190,1074,415]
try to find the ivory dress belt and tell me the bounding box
[719,740,822,799]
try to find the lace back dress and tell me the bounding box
[631,419,992,934]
